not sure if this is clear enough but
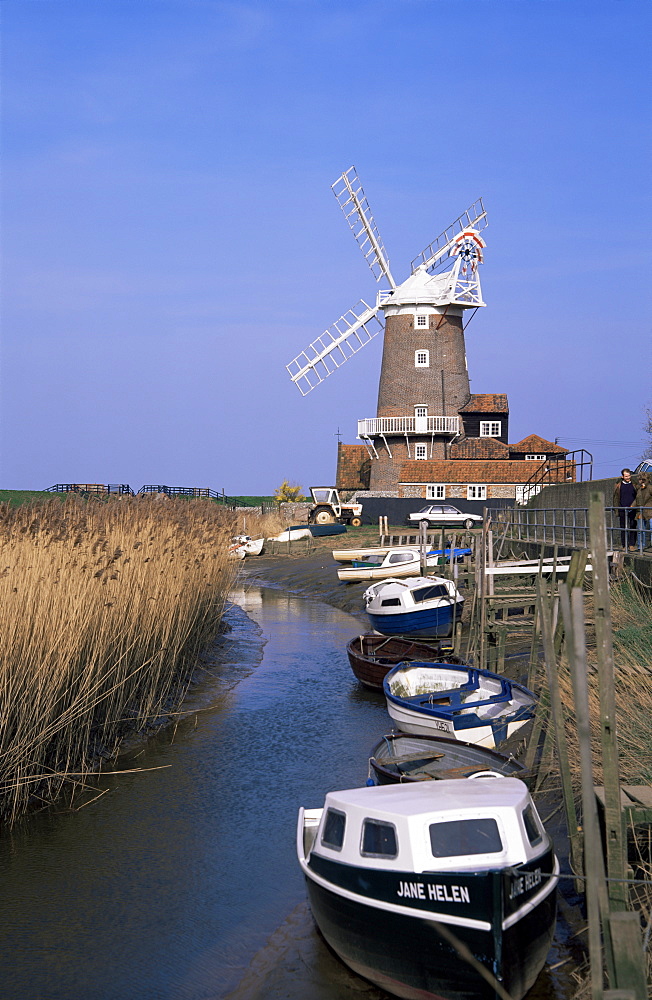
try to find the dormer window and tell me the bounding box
[480,421,501,438]
[415,313,428,328]
[525,453,546,461]
[415,350,429,368]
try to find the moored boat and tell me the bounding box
[346,633,462,691]
[338,547,443,583]
[383,662,537,749]
[368,732,529,785]
[364,576,464,638]
[297,778,558,1000]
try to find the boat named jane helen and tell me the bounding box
[297,778,558,1000]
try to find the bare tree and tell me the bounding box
[643,406,652,460]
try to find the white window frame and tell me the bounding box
[414,405,428,418]
[426,484,446,500]
[415,313,428,328]
[414,444,428,460]
[480,421,501,438]
[415,349,430,368]
[467,484,487,500]
[525,453,546,461]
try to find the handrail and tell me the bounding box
[486,504,649,555]
[358,415,460,437]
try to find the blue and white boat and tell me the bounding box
[383,662,537,749]
[364,576,463,638]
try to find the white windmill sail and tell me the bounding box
[331,167,396,288]
[410,198,487,274]
[286,299,384,396]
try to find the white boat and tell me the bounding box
[298,778,558,1000]
[383,661,537,749]
[332,546,393,563]
[269,526,312,543]
[338,547,443,583]
[231,534,265,556]
[364,576,464,638]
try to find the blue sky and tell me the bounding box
[2,0,650,494]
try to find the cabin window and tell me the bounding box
[412,584,449,602]
[467,485,486,500]
[321,809,346,850]
[388,552,414,564]
[480,421,501,438]
[415,314,428,328]
[361,819,398,858]
[426,484,446,500]
[525,454,546,461]
[380,597,401,607]
[522,805,543,846]
[415,350,430,368]
[429,818,503,858]
[415,444,428,460]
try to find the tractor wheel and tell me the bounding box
[350,516,362,528]
[313,506,335,525]
[464,518,475,530]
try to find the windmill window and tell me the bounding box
[415,406,428,418]
[525,454,546,461]
[415,350,430,368]
[415,444,428,460]
[480,421,501,438]
[426,484,446,500]
[467,485,487,500]
[415,314,428,328]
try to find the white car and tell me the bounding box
[406,504,483,530]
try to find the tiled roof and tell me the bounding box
[400,459,547,485]
[509,433,566,454]
[450,438,509,460]
[459,394,509,414]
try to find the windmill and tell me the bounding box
[285,168,488,491]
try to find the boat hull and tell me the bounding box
[384,701,531,749]
[369,733,528,784]
[304,851,556,1000]
[367,601,462,638]
[347,634,459,691]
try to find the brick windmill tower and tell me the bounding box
[286,168,487,492]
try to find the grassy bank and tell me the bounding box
[0,496,244,824]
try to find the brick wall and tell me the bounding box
[376,313,470,417]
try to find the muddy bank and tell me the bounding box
[238,546,372,624]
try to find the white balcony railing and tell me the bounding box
[358,415,460,437]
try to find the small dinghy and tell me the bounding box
[346,633,463,691]
[368,732,529,785]
[364,576,464,638]
[383,662,537,749]
[297,778,558,1000]
[338,547,443,583]
[230,534,264,556]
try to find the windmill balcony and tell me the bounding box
[358,416,460,438]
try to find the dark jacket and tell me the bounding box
[613,478,637,508]
[633,482,652,519]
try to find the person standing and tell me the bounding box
[612,468,637,550]
[633,473,652,550]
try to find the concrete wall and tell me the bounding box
[526,477,618,510]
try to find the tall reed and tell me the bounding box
[0,496,239,823]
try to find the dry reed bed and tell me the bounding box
[0,496,242,824]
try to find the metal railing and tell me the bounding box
[519,449,593,504]
[47,484,134,495]
[358,415,460,437]
[487,504,651,555]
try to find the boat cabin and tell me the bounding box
[306,779,549,875]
